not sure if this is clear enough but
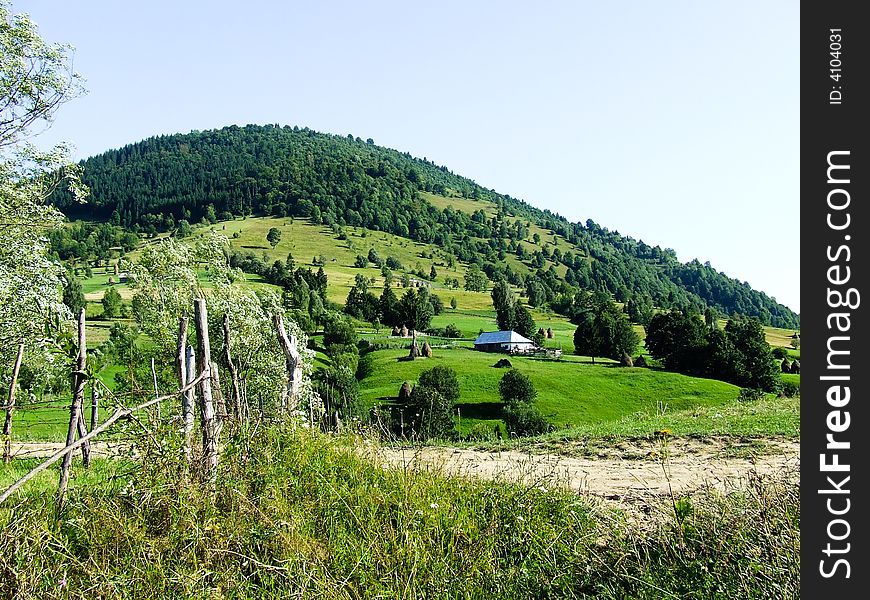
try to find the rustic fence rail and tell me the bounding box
[0,298,228,507]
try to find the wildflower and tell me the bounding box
[430,502,439,509]
[59,578,67,589]
[517,515,525,522]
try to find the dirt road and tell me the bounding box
[366,436,799,509]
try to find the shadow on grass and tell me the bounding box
[455,402,503,420]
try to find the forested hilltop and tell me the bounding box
[51,124,799,328]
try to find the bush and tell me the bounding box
[323,314,358,357]
[355,351,375,381]
[499,369,537,406]
[386,256,403,270]
[502,402,552,437]
[312,365,363,422]
[426,324,462,339]
[417,365,460,403]
[407,386,455,440]
[498,369,550,437]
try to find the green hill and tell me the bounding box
[51,123,799,328]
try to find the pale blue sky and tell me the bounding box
[20,0,800,313]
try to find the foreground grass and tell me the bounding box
[0,427,798,599]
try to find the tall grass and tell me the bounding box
[0,427,798,599]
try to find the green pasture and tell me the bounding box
[205,210,574,310]
[499,394,800,448]
[359,345,741,433]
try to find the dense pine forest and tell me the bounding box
[50,124,799,328]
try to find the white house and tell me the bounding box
[473,330,536,354]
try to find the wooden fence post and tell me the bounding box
[274,314,302,414]
[77,412,91,468]
[176,316,188,389]
[222,314,243,421]
[2,343,25,464]
[194,298,218,483]
[183,345,196,464]
[211,360,228,422]
[58,309,89,503]
[90,383,99,434]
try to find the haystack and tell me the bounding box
[408,331,420,359]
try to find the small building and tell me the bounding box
[473,330,536,354]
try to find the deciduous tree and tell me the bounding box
[0,2,86,365]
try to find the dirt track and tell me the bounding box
[365,437,800,510]
[7,441,125,461]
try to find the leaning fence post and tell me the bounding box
[194,298,218,483]
[58,309,88,504]
[2,343,25,464]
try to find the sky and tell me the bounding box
[18,0,800,313]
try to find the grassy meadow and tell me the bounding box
[0,427,800,600]
[358,343,741,434]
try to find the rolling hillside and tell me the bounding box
[50,124,799,328]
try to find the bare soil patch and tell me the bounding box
[365,436,799,513]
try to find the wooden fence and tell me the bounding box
[0,299,305,508]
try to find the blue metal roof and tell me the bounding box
[473,330,535,346]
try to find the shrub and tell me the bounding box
[407,386,455,440]
[498,369,550,437]
[355,351,375,381]
[498,369,537,406]
[417,365,460,403]
[386,256,403,270]
[312,365,363,422]
[323,314,358,357]
[502,402,552,437]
